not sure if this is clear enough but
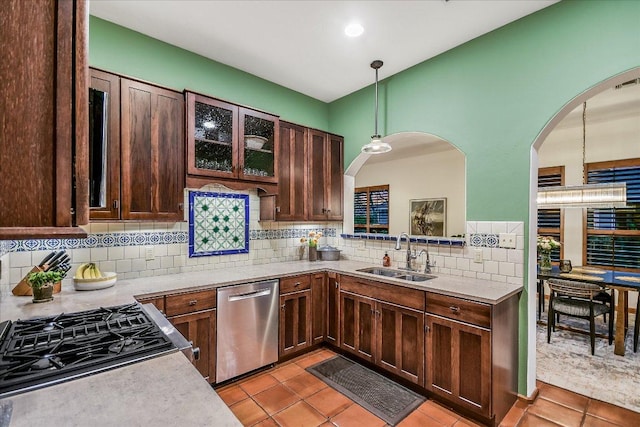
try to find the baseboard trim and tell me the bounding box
[517,387,539,404]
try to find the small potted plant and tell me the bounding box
[27,270,62,303]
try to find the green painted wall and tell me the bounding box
[90,1,640,396]
[329,0,640,395]
[89,16,329,131]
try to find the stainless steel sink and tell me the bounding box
[356,267,436,282]
[395,274,434,282]
[357,267,401,277]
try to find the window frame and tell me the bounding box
[537,166,565,262]
[354,184,390,234]
[583,158,640,272]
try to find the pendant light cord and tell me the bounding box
[374,66,379,136]
[582,101,587,185]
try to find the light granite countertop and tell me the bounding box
[0,352,241,427]
[0,259,522,426]
[0,259,522,322]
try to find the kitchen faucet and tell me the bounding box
[395,232,416,271]
[417,249,433,274]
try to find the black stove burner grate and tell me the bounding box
[0,303,177,399]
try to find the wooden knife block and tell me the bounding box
[12,265,62,296]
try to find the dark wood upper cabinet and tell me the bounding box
[88,70,185,222]
[185,92,278,187]
[0,0,89,239]
[275,121,308,221]
[308,130,344,221]
[89,69,121,220]
[120,79,185,221]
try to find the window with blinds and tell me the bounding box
[354,185,389,234]
[538,167,564,262]
[586,159,640,271]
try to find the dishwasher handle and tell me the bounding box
[227,288,272,302]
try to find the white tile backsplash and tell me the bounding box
[1,219,523,294]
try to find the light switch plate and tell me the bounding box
[144,246,155,261]
[499,233,516,249]
[473,249,483,263]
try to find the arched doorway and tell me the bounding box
[529,67,640,409]
[344,131,466,236]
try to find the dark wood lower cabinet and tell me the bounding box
[340,291,375,363]
[377,302,424,386]
[168,309,216,383]
[311,273,326,345]
[326,273,340,345]
[340,290,424,386]
[279,290,312,357]
[425,314,491,416]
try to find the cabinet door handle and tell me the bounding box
[276,206,281,213]
[281,304,286,311]
[178,203,184,211]
[425,325,430,333]
[113,199,119,209]
[188,300,198,306]
[294,282,301,287]
[449,306,460,313]
[335,282,339,288]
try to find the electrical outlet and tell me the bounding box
[499,233,516,249]
[145,246,155,261]
[473,249,483,263]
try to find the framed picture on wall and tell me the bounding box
[409,198,446,236]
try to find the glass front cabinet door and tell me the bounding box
[186,92,278,184]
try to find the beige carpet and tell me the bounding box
[536,312,640,413]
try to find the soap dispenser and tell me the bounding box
[383,251,391,267]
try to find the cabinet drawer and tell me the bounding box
[135,294,166,314]
[426,292,491,328]
[340,275,425,311]
[280,274,311,294]
[165,289,216,316]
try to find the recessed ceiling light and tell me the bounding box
[344,22,364,38]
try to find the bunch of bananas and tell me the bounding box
[75,263,104,280]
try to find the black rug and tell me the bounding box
[306,355,425,426]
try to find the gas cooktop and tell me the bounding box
[0,303,178,399]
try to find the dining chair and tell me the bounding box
[547,278,614,355]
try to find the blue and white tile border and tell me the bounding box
[468,233,500,248]
[0,241,10,257]
[6,227,340,253]
[340,233,466,247]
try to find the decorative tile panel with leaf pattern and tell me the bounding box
[189,191,249,257]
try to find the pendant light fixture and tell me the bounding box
[537,102,627,209]
[361,60,392,154]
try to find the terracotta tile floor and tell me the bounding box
[216,348,640,427]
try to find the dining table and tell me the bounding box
[537,266,640,356]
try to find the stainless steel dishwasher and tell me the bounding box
[216,280,279,382]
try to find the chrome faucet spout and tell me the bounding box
[395,232,415,270]
[418,248,432,274]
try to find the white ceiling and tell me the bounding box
[89,0,558,102]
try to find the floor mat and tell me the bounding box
[306,355,425,425]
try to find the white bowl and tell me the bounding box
[245,135,268,150]
[73,272,117,291]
